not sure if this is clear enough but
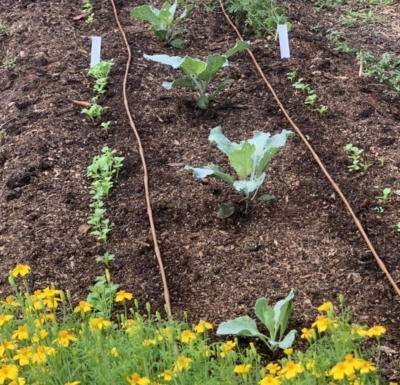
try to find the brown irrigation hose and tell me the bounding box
[218,0,400,297]
[109,0,173,318]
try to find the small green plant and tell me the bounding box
[292,78,312,93]
[217,290,296,351]
[88,61,114,95]
[0,23,14,37]
[326,30,356,53]
[374,206,385,213]
[144,41,249,109]
[226,0,290,38]
[185,126,293,217]
[2,50,16,69]
[131,0,194,49]
[340,9,382,28]
[286,70,297,81]
[87,147,124,242]
[101,121,111,133]
[376,187,391,201]
[83,0,93,14]
[315,105,328,114]
[309,0,346,11]
[397,222,400,232]
[86,13,96,24]
[343,143,371,172]
[96,252,115,267]
[305,93,317,106]
[82,101,108,122]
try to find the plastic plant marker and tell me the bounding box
[278,25,290,59]
[90,36,102,67]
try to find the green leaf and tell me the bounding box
[214,79,235,95]
[177,5,195,21]
[258,194,277,202]
[208,126,235,157]
[255,298,276,337]
[184,165,235,184]
[179,56,206,77]
[277,329,296,349]
[159,1,176,27]
[198,54,228,81]
[170,26,186,40]
[143,54,184,69]
[224,40,250,58]
[216,316,267,341]
[273,289,294,340]
[131,5,160,25]
[163,77,195,90]
[218,204,235,219]
[196,96,210,109]
[229,142,255,179]
[233,173,266,197]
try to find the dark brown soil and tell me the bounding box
[1,0,400,379]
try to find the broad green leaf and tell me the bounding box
[215,79,235,95]
[233,173,266,197]
[257,194,277,202]
[179,56,206,77]
[131,5,160,25]
[218,203,235,219]
[229,142,255,179]
[177,5,195,21]
[198,54,227,81]
[255,298,276,337]
[184,165,235,184]
[224,40,250,58]
[170,26,186,40]
[163,77,194,90]
[159,2,176,27]
[154,28,168,41]
[143,54,184,69]
[277,329,296,349]
[274,289,294,340]
[196,96,210,109]
[216,316,266,341]
[208,126,235,157]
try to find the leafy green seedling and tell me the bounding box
[397,222,400,233]
[101,121,111,133]
[217,290,296,352]
[82,103,107,122]
[2,51,16,69]
[292,78,311,93]
[144,41,249,109]
[88,61,114,95]
[86,14,95,24]
[286,70,297,81]
[315,105,328,114]
[83,0,93,14]
[0,24,14,37]
[377,188,391,201]
[374,206,384,213]
[305,93,317,106]
[343,143,371,172]
[185,126,293,217]
[96,252,115,267]
[131,0,194,49]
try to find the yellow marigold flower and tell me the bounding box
[234,364,251,374]
[65,382,80,385]
[115,290,133,302]
[390,383,399,385]
[37,287,62,298]
[366,326,386,338]
[266,363,281,375]
[13,347,33,366]
[220,340,236,358]
[9,378,26,385]
[126,373,150,385]
[173,356,192,372]
[194,320,213,333]
[12,325,29,340]
[158,369,174,381]
[0,364,18,383]
[0,340,16,356]
[312,315,331,333]
[54,330,78,347]
[318,302,333,312]
[359,360,376,374]
[259,374,281,385]
[1,297,20,307]
[279,361,304,380]
[12,264,30,277]
[344,354,364,370]
[123,319,140,334]
[0,315,13,326]
[32,346,56,364]
[352,324,368,337]
[90,317,112,330]
[283,348,293,356]
[180,330,196,343]
[74,301,94,313]
[300,328,313,340]
[142,339,156,347]
[329,361,354,380]
[32,329,48,343]
[42,297,62,309]
[110,347,118,357]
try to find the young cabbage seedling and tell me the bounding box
[185,126,293,217]
[377,187,391,201]
[131,0,194,49]
[217,290,296,352]
[144,41,250,109]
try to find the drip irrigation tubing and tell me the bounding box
[218,0,400,297]
[109,0,173,317]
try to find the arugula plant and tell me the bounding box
[185,126,292,218]
[343,143,371,172]
[217,290,296,352]
[82,102,107,122]
[144,41,249,109]
[131,0,194,49]
[88,61,114,95]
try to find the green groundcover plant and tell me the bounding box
[144,40,249,109]
[185,126,293,217]
[0,264,395,385]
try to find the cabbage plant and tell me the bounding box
[144,41,249,109]
[185,126,293,218]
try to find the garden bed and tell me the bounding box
[0,0,400,378]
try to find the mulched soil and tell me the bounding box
[1,0,400,380]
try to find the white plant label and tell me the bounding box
[90,36,102,67]
[278,25,290,59]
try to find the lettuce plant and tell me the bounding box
[144,41,249,109]
[131,0,194,49]
[185,126,292,217]
[217,290,296,352]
